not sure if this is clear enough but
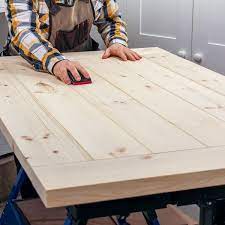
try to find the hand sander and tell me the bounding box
[67,70,92,85]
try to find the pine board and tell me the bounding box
[0,48,225,207]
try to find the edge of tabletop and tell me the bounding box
[28,146,225,208]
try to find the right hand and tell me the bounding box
[53,60,90,84]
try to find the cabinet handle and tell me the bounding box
[193,53,203,64]
[177,50,187,59]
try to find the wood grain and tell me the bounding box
[0,48,225,207]
[33,146,225,207]
[78,56,225,147]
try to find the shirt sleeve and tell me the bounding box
[7,0,65,73]
[94,0,128,47]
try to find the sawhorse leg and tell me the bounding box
[214,200,225,225]
[64,207,87,225]
[0,166,160,225]
[0,168,81,225]
[200,200,225,225]
[117,215,131,225]
[143,210,160,225]
[199,201,225,225]
[199,202,214,225]
[0,168,28,225]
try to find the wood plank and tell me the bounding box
[157,205,198,225]
[74,72,203,153]
[0,71,88,167]
[32,146,225,207]
[166,205,198,225]
[3,62,150,160]
[76,57,225,147]
[140,47,225,96]
[1,49,225,208]
[114,56,225,124]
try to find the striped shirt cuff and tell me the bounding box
[109,38,128,47]
[45,53,66,74]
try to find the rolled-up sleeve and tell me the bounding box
[7,0,65,73]
[94,0,128,47]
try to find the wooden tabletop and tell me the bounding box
[1,48,225,208]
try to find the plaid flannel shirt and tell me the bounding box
[6,0,128,73]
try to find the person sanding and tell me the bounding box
[4,0,142,198]
[4,0,141,83]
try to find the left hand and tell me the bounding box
[102,43,142,61]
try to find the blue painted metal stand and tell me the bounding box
[0,168,28,225]
[64,214,73,225]
[0,167,159,225]
[142,210,160,225]
[0,167,161,225]
[0,169,27,225]
[64,207,76,225]
[0,168,74,225]
[2,166,225,225]
[117,215,131,225]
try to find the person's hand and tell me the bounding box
[102,43,142,61]
[53,60,90,84]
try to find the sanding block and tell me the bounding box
[67,70,92,85]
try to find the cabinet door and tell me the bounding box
[127,0,194,59]
[117,0,127,21]
[192,0,225,75]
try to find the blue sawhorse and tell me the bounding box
[0,169,28,225]
[0,168,160,225]
[0,168,76,225]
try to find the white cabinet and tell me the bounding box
[127,0,193,60]
[192,0,225,74]
[124,0,225,75]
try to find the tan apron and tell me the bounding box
[48,0,99,52]
[6,0,99,56]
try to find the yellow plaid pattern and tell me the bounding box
[6,0,128,73]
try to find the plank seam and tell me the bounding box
[30,145,225,168]
[86,65,207,147]
[134,62,225,124]
[71,87,153,154]
[148,52,225,97]
[4,72,93,161]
